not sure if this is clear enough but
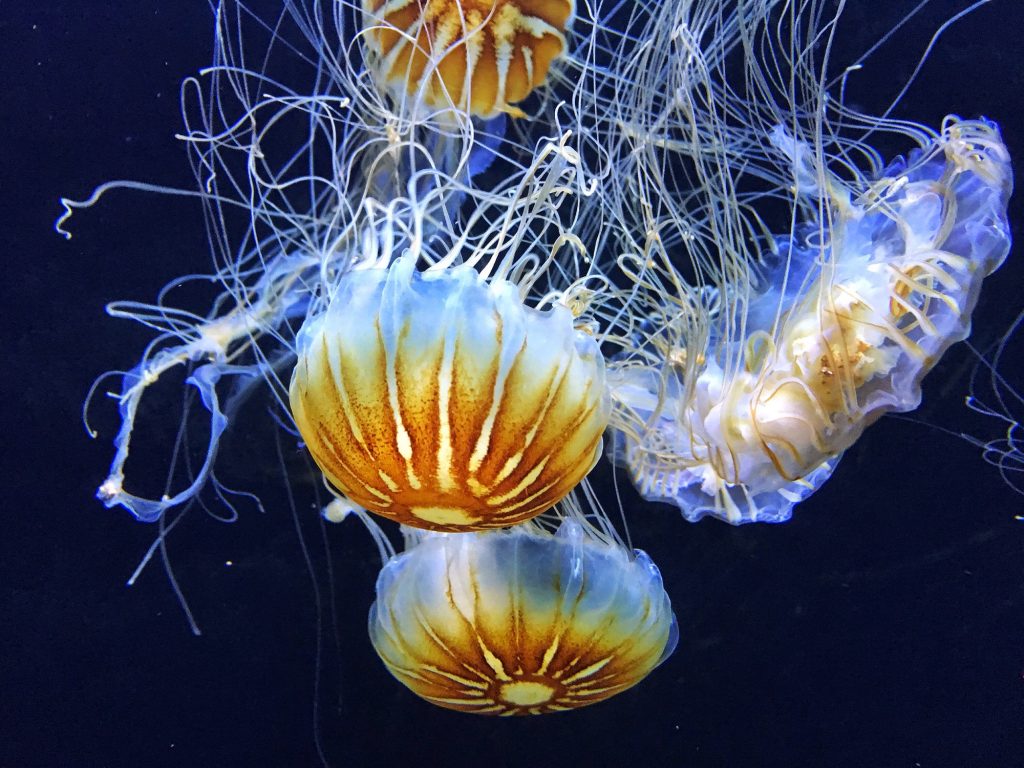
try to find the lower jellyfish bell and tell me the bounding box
[368,521,678,714]
[289,258,609,531]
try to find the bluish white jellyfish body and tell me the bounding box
[609,118,1013,523]
[569,0,1014,524]
[63,0,1014,715]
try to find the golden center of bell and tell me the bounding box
[495,677,561,707]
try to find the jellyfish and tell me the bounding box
[289,255,609,530]
[605,117,1013,524]
[61,0,605,527]
[368,516,677,714]
[567,0,1015,524]
[362,0,574,118]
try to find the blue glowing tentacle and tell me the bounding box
[95,250,318,522]
[98,361,250,522]
[466,114,507,180]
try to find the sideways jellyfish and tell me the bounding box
[369,517,677,714]
[608,118,1013,524]
[570,0,1015,524]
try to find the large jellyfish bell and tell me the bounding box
[289,256,609,531]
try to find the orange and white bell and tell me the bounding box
[289,258,608,530]
[362,0,574,117]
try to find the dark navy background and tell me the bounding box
[3,1,1022,766]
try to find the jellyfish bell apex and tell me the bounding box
[368,521,678,714]
[289,257,610,531]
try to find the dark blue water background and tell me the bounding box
[2,1,1022,765]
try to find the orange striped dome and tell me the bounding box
[362,0,574,117]
[369,523,678,714]
[288,259,608,531]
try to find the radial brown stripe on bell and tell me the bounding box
[391,319,445,485]
[293,332,397,506]
[369,524,678,714]
[362,0,575,117]
[289,259,609,531]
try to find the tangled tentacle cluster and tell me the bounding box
[68,0,1013,715]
